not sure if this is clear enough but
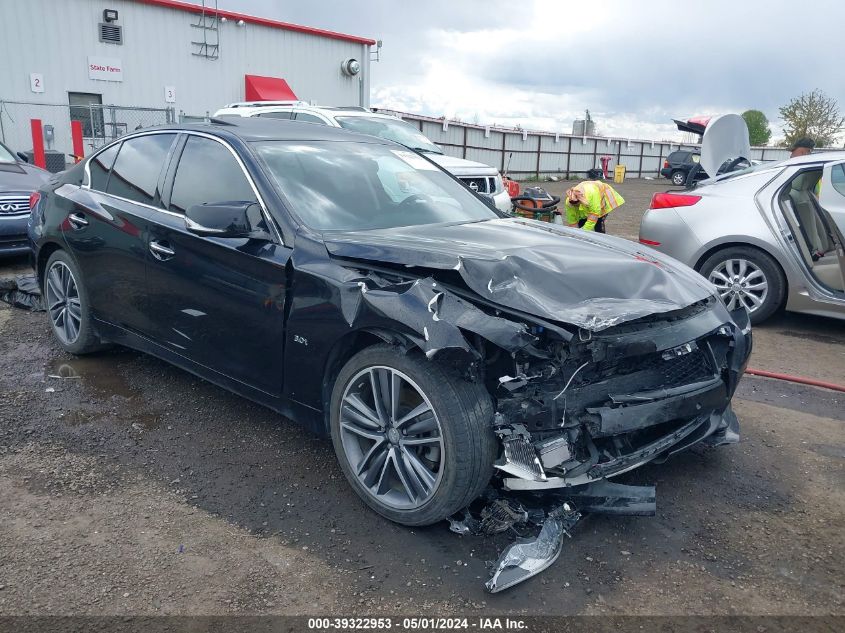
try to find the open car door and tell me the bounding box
[817,160,845,294]
[819,160,845,235]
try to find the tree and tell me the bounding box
[741,110,772,146]
[779,89,844,148]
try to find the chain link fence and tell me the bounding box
[0,100,175,171]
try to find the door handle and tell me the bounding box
[68,212,88,229]
[149,240,175,261]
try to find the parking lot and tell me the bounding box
[0,176,842,617]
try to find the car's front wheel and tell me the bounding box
[671,170,687,186]
[43,250,106,354]
[698,246,786,324]
[329,345,496,526]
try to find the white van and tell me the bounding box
[213,101,512,213]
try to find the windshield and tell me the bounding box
[0,142,16,164]
[335,116,442,154]
[255,141,498,231]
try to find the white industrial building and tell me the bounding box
[0,0,375,163]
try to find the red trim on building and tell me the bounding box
[134,0,376,45]
[244,75,298,101]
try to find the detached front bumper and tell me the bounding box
[493,305,751,492]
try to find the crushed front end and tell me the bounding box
[485,297,751,492]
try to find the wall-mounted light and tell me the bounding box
[341,58,361,76]
[236,19,245,26]
[220,16,228,23]
[103,9,119,22]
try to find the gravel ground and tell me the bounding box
[1,190,843,617]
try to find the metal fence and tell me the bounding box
[0,99,175,170]
[379,110,845,179]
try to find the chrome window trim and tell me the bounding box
[82,129,283,245]
[82,129,174,189]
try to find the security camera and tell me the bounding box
[341,58,361,76]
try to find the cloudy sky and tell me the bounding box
[228,0,844,143]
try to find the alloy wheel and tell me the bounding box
[45,261,82,345]
[339,366,444,510]
[708,258,769,313]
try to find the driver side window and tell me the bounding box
[169,136,257,215]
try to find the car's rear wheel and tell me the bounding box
[698,246,785,324]
[671,170,686,186]
[329,345,496,526]
[43,250,106,354]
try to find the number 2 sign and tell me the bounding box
[30,73,44,93]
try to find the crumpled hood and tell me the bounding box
[323,218,716,331]
[0,162,51,193]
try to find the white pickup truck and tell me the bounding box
[213,101,512,213]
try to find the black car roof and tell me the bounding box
[152,116,392,144]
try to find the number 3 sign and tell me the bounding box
[164,86,176,103]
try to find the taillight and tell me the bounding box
[29,191,41,210]
[649,192,701,209]
[663,160,669,168]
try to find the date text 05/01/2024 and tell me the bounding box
[307,617,528,630]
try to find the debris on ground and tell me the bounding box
[0,274,43,311]
[450,480,657,593]
[485,503,580,593]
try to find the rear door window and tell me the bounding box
[168,136,257,214]
[294,112,328,125]
[106,134,176,207]
[256,110,292,119]
[88,143,120,191]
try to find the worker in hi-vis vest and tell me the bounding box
[564,180,625,232]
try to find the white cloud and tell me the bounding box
[227,0,845,143]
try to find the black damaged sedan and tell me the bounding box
[29,118,751,526]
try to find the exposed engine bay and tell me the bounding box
[488,298,748,492]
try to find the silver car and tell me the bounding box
[639,152,845,324]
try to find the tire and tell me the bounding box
[671,170,686,186]
[698,246,786,324]
[43,250,107,354]
[329,344,496,526]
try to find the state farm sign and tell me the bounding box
[88,56,123,82]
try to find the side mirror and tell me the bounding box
[16,151,29,163]
[185,201,271,240]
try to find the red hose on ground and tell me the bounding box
[745,368,845,393]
